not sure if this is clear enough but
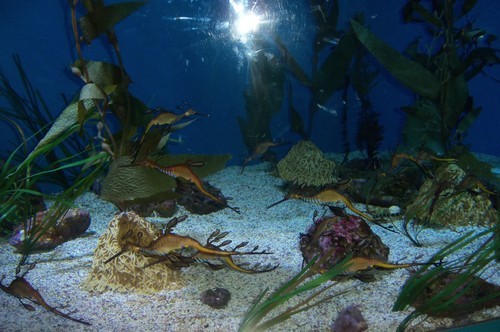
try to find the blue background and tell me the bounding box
[1,0,499,164]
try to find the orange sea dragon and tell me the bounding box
[316,256,437,274]
[133,106,208,162]
[386,152,456,178]
[240,140,288,174]
[137,159,240,214]
[144,106,206,135]
[267,189,374,221]
[0,265,90,325]
[105,229,272,267]
[193,229,279,274]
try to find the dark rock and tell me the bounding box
[9,208,91,250]
[200,287,231,309]
[177,180,228,215]
[299,214,389,276]
[129,199,177,218]
[331,305,368,332]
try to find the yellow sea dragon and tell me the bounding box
[268,189,374,221]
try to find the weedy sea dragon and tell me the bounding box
[133,105,208,163]
[193,229,279,273]
[315,256,440,274]
[240,140,289,174]
[0,264,90,325]
[105,218,271,268]
[268,189,374,221]
[134,159,240,214]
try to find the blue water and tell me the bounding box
[1,0,499,162]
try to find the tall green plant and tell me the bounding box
[276,0,359,139]
[239,255,352,331]
[351,0,499,156]
[393,227,500,331]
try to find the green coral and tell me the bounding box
[277,140,338,187]
[82,211,184,294]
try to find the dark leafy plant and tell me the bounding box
[0,120,107,266]
[393,226,500,331]
[238,43,285,153]
[238,254,352,332]
[276,0,359,139]
[351,0,499,156]
[0,55,89,188]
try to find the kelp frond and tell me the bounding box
[238,254,352,332]
[393,227,500,331]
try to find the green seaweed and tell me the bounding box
[238,45,285,152]
[239,254,352,332]
[100,154,232,207]
[351,1,499,155]
[393,227,500,331]
[276,1,359,138]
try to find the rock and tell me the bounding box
[129,199,177,218]
[9,208,90,250]
[200,287,231,309]
[176,180,228,215]
[299,214,389,276]
[331,305,368,332]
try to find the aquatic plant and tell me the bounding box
[0,55,89,188]
[351,0,499,156]
[237,43,286,154]
[0,121,107,266]
[276,1,359,139]
[238,254,352,332]
[393,226,500,331]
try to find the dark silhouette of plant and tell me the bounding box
[238,41,285,153]
[393,226,500,331]
[352,0,499,156]
[239,254,352,331]
[276,0,359,139]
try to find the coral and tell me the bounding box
[199,287,231,309]
[299,214,389,275]
[331,305,368,332]
[277,140,338,187]
[81,211,183,294]
[9,208,90,250]
[405,164,498,226]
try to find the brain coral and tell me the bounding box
[82,211,184,294]
[277,140,338,187]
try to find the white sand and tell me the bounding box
[0,163,498,331]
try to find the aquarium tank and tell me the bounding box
[0,1,499,331]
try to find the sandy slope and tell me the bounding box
[0,163,498,331]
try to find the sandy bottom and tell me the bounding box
[0,163,499,331]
